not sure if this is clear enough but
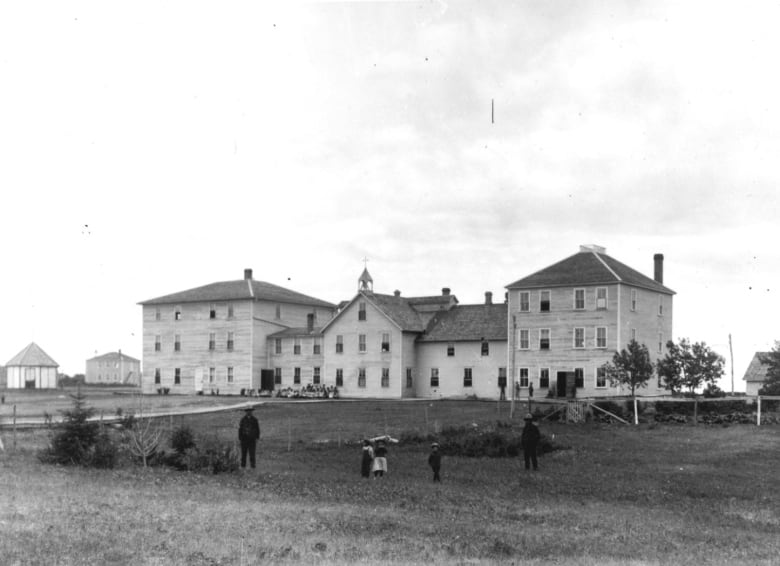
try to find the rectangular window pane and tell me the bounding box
[358,302,366,321]
[359,334,366,352]
[463,367,473,387]
[313,338,321,355]
[274,367,281,384]
[209,333,216,351]
[519,368,529,388]
[596,327,607,348]
[154,368,161,384]
[381,333,390,353]
[174,335,181,352]
[597,287,607,310]
[381,368,389,388]
[574,289,585,309]
[540,329,550,350]
[596,367,607,388]
[520,292,530,312]
[631,289,637,311]
[336,335,343,353]
[174,368,181,385]
[336,369,343,387]
[481,341,489,356]
[575,368,584,388]
[313,367,321,385]
[574,328,584,348]
[275,338,282,354]
[227,367,234,383]
[227,332,234,351]
[539,368,549,389]
[358,368,366,388]
[430,368,439,387]
[294,337,301,355]
[294,368,301,384]
[406,368,413,388]
[540,291,550,312]
[519,329,529,349]
[447,343,455,356]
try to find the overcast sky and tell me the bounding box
[2,1,778,390]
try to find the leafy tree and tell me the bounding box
[758,341,780,395]
[657,338,725,394]
[600,340,655,397]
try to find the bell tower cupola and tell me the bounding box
[358,257,373,293]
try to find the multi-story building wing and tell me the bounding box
[267,316,325,389]
[416,292,508,399]
[85,350,141,385]
[321,269,458,398]
[505,245,674,398]
[139,269,335,394]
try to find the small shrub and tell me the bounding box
[91,430,118,469]
[170,426,196,454]
[39,388,103,467]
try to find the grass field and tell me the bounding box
[1,396,779,565]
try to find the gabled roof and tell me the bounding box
[7,342,59,367]
[743,352,771,383]
[139,278,335,309]
[506,250,675,294]
[418,304,508,342]
[87,351,140,363]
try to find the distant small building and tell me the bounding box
[5,342,59,389]
[743,352,771,396]
[0,365,6,388]
[86,351,141,385]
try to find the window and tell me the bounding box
[336,368,343,387]
[227,332,234,351]
[293,337,301,355]
[463,367,473,387]
[540,290,550,312]
[597,287,607,310]
[227,367,234,383]
[336,335,343,353]
[539,368,549,389]
[574,289,585,310]
[313,338,321,355]
[539,329,550,350]
[596,367,607,388]
[154,335,161,352]
[174,335,181,352]
[574,327,585,349]
[499,367,507,384]
[154,368,161,384]
[406,368,413,388]
[658,295,664,316]
[294,367,301,384]
[596,327,607,348]
[658,333,663,354]
[275,338,282,355]
[358,301,366,321]
[209,367,216,383]
[631,328,637,342]
[275,304,281,319]
[313,367,321,385]
[519,329,530,349]
[358,368,366,387]
[209,333,216,351]
[519,368,529,388]
[630,289,637,311]
[227,303,234,318]
[481,340,489,356]
[381,368,389,388]
[274,367,281,384]
[209,303,216,319]
[155,308,161,321]
[174,306,182,320]
[381,333,390,353]
[519,292,530,312]
[447,343,455,356]
[575,368,584,388]
[430,368,439,387]
[174,368,181,385]
[359,334,366,353]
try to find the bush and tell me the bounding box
[170,426,196,454]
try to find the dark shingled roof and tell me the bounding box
[267,327,324,338]
[506,251,675,294]
[366,293,426,332]
[419,304,508,342]
[139,279,335,309]
[7,342,59,367]
[406,295,459,307]
[743,352,771,383]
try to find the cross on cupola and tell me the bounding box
[358,257,373,293]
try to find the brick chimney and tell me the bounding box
[485,291,493,305]
[442,287,451,296]
[244,268,253,280]
[394,290,401,298]
[653,254,664,284]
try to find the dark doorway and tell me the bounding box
[556,371,575,398]
[260,369,275,392]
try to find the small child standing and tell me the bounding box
[428,442,442,482]
[360,439,374,478]
[372,439,388,478]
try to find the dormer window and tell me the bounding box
[481,340,489,356]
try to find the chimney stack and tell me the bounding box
[394,290,401,298]
[485,291,493,305]
[442,287,451,296]
[244,268,253,280]
[653,254,664,284]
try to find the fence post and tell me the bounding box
[693,398,698,426]
[13,405,17,452]
[633,397,638,426]
[757,396,761,427]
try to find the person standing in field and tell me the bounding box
[238,406,260,469]
[372,438,388,478]
[428,442,442,482]
[520,413,540,471]
[361,439,374,478]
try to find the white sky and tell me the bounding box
[2,1,778,391]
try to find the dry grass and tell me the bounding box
[1,398,779,565]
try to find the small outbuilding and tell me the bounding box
[743,352,770,396]
[5,342,59,389]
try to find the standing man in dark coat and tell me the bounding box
[428,442,442,482]
[238,406,260,469]
[520,413,540,471]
